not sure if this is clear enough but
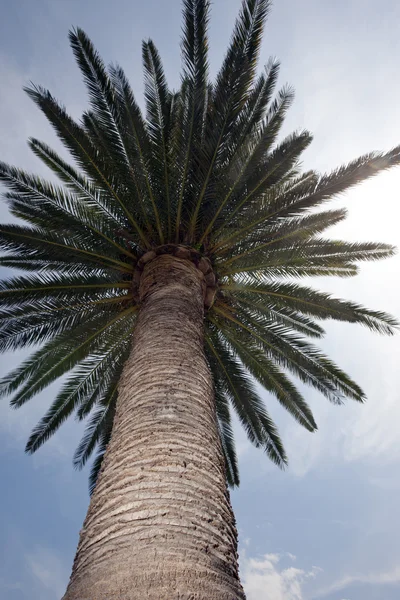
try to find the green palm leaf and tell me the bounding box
[0,308,136,406]
[186,0,272,240]
[74,400,116,472]
[214,379,240,487]
[142,40,172,240]
[206,325,287,466]
[221,280,398,335]
[88,431,112,495]
[175,0,210,242]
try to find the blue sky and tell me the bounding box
[1,1,400,598]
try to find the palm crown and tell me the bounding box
[0,0,398,493]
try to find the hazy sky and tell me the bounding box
[1,1,400,599]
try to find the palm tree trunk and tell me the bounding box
[62,253,246,600]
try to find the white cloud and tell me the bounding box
[242,552,321,600]
[313,565,400,598]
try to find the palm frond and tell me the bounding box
[211,313,318,430]
[225,294,325,338]
[200,85,295,241]
[74,401,116,472]
[262,146,400,220]
[220,130,312,230]
[212,171,319,250]
[185,0,272,240]
[108,64,159,243]
[0,271,128,304]
[220,280,399,335]
[28,139,138,244]
[213,379,239,487]
[206,325,287,466]
[213,301,365,404]
[175,0,210,242]
[0,224,133,273]
[0,255,110,275]
[24,84,150,246]
[69,25,174,245]
[88,430,112,495]
[25,336,127,454]
[0,298,130,353]
[142,40,173,241]
[217,209,348,262]
[0,308,136,407]
[219,240,395,279]
[223,58,281,166]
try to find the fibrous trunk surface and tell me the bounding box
[63,254,245,600]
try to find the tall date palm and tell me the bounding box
[0,1,398,598]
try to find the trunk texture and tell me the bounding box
[63,254,245,600]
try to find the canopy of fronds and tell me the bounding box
[0,0,398,492]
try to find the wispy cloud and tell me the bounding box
[242,552,321,600]
[313,565,400,598]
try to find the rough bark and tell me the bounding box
[62,254,245,600]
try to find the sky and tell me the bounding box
[1,0,400,598]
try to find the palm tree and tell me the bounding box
[0,0,398,597]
